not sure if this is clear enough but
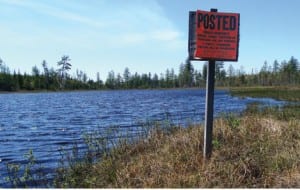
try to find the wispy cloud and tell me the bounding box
[0,0,104,28]
[0,0,183,46]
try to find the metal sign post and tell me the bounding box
[188,8,240,159]
[204,60,215,158]
[203,9,217,159]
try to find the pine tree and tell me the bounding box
[42,60,49,90]
[123,67,130,88]
[57,55,72,89]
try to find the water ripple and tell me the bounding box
[0,89,286,187]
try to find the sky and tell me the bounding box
[1,0,300,80]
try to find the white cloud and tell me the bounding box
[0,0,104,28]
[0,0,183,46]
[115,29,182,47]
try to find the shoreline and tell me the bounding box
[1,85,300,95]
[55,102,300,188]
[0,87,225,94]
[2,86,299,188]
[54,86,299,188]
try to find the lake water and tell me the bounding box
[0,89,286,187]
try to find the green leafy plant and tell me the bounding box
[5,150,49,188]
[212,139,221,149]
[225,113,241,129]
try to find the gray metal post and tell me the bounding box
[204,60,216,159]
[203,8,218,159]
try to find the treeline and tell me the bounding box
[0,56,299,92]
[227,56,300,86]
[0,56,102,91]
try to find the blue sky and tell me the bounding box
[1,0,300,80]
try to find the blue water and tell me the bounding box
[0,89,286,187]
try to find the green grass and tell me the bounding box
[230,86,300,101]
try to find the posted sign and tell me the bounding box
[189,10,240,61]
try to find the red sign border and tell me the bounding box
[189,10,240,62]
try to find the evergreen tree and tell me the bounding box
[194,70,202,87]
[165,69,171,88]
[215,61,224,80]
[32,65,41,89]
[152,73,159,88]
[123,67,130,88]
[96,72,103,88]
[42,60,49,89]
[116,73,123,88]
[184,59,194,87]
[227,64,235,86]
[170,68,176,88]
[17,70,24,89]
[13,70,20,91]
[178,63,185,87]
[57,55,72,89]
[105,71,116,89]
[273,60,279,73]
[287,56,299,84]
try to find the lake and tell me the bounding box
[0,89,286,187]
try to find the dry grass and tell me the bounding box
[56,104,300,188]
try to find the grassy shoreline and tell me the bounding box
[230,86,300,101]
[53,87,300,188]
[4,86,299,187]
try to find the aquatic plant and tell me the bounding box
[5,150,49,188]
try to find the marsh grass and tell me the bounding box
[230,86,300,102]
[55,104,300,188]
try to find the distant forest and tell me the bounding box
[0,55,299,91]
